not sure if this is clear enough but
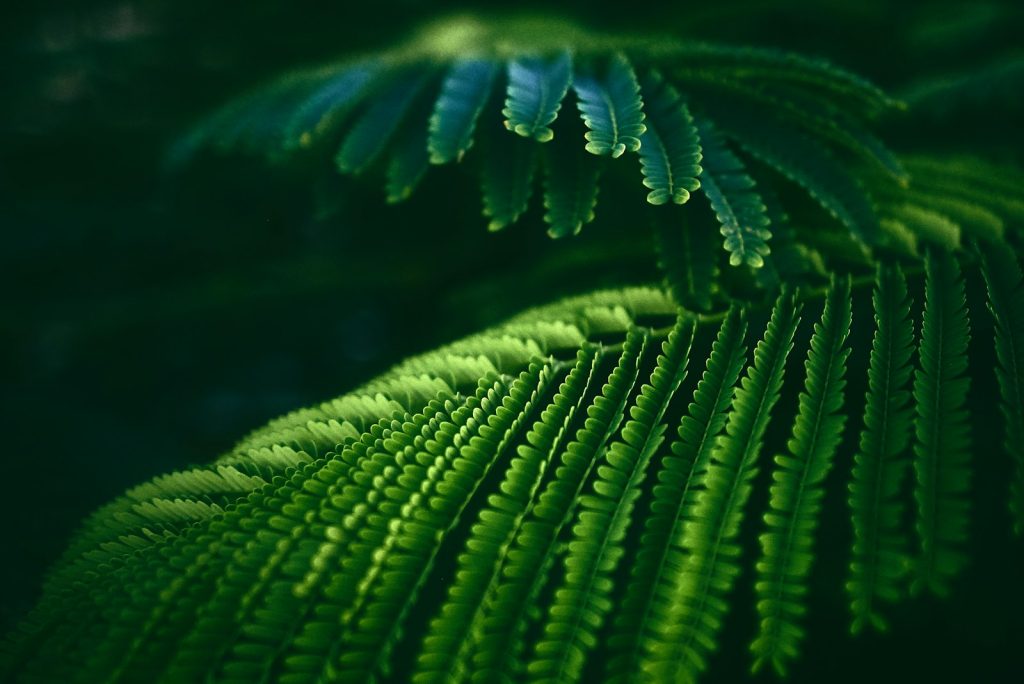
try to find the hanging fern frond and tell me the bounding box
[542,119,601,238]
[644,291,802,682]
[693,116,772,267]
[636,69,702,205]
[170,15,905,272]
[847,264,916,633]
[572,53,647,158]
[503,51,574,143]
[336,70,435,174]
[979,245,1024,536]
[751,276,852,675]
[429,59,500,164]
[912,249,972,597]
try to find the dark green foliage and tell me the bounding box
[503,51,574,143]
[980,245,1024,535]
[652,206,718,311]
[637,70,703,205]
[847,264,916,633]
[173,16,904,273]
[912,250,972,597]
[572,53,647,158]
[751,277,852,675]
[693,116,772,267]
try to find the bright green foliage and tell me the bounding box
[7,274,1024,682]
[572,53,647,158]
[637,70,702,205]
[412,348,602,683]
[644,291,802,682]
[502,52,574,142]
[528,318,694,682]
[336,70,433,174]
[604,308,748,683]
[466,331,648,683]
[694,117,772,267]
[751,277,852,675]
[847,264,916,633]
[979,246,1024,535]
[912,250,972,597]
[429,59,499,164]
[542,124,601,238]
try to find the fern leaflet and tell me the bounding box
[572,53,647,158]
[912,250,972,597]
[751,276,852,675]
[636,69,702,205]
[429,59,500,164]
[502,52,573,142]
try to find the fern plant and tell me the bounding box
[4,12,1024,684]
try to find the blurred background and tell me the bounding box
[2,0,1022,679]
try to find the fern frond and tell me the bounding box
[605,308,748,682]
[644,291,802,682]
[336,70,434,174]
[466,331,647,682]
[428,59,500,164]
[693,117,772,267]
[979,245,1024,535]
[572,53,647,158]
[412,349,601,683]
[479,118,539,231]
[885,203,961,251]
[912,250,972,597]
[847,264,916,633]
[702,98,880,248]
[502,51,574,142]
[751,276,852,675]
[542,120,601,238]
[636,70,702,205]
[385,97,433,203]
[285,63,380,150]
[528,318,694,682]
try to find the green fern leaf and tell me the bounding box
[479,118,539,231]
[604,308,748,683]
[702,98,880,248]
[636,70,702,205]
[543,121,601,238]
[428,59,500,164]
[465,331,647,682]
[694,117,772,267]
[572,53,647,158]
[644,291,802,682]
[336,70,433,174]
[502,51,573,142]
[979,246,1024,535]
[412,349,601,683]
[912,250,972,597]
[386,99,434,203]
[284,63,380,150]
[528,318,694,682]
[751,276,852,675]
[847,264,916,633]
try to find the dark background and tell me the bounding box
[2,0,1022,680]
